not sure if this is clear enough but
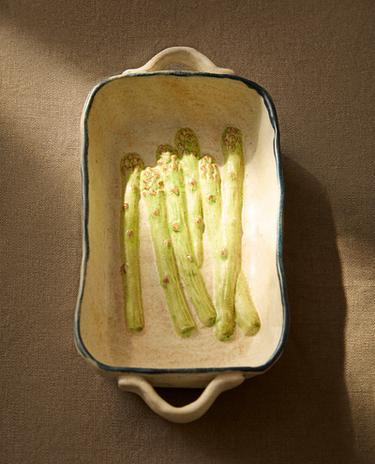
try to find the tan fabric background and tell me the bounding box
[1,1,374,463]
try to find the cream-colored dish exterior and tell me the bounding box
[75,48,287,423]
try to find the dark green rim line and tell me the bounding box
[74,70,289,375]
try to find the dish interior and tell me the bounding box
[79,74,284,369]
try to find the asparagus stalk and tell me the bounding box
[198,154,222,246]
[140,167,196,337]
[198,154,222,303]
[120,153,144,332]
[175,128,204,267]
[199,154,261,337]
[235,273,261,336]
[214,127,245,340]
[156,145,216,327]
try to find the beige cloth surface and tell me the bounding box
[1,1,374,463]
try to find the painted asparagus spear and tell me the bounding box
[157,145,216,327]
[175,128,204,267]
[140,167,196,337]
[198,154,222,304]
[120,153,144,332]
[214,127,245,340]
[199,154,261,337]
[235,273,261,336]
[198,155,222,249]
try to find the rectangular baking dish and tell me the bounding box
[74,47,288,422]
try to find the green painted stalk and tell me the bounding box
[175,128,204,267]
[157,145,216,327]
[198,154,260,338]
[120,153,144,332]
[198,154,222,302]
[235,272,261,336]
[198,154,222,247]
[215,127,245,340]
[140,167,196,337]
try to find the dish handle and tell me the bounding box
[122,46,234,75]
[118,372,244,423]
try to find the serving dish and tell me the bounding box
[74,47,288,423]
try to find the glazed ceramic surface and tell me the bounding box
[75,47,288,422]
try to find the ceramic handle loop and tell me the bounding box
[123,46,234,75]
[118,372,244,423]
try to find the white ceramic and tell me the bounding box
[75,47,288,423]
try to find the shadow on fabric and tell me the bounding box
[156,156,357,463]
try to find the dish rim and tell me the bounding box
[74,70,289,375]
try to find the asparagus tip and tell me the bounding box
[156,144,177,161]
[222,127,242,153]
[201,153,215,162]
[156,147,180,174]
[175,128,201,158]
[121,152,144,176]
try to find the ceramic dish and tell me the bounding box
[74,47,288,423]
